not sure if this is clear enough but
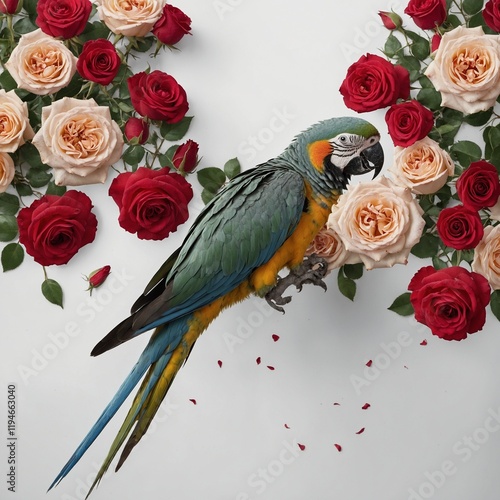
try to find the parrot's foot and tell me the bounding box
[265,254,328,313]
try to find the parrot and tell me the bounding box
[49,116,384,496]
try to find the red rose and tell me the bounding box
[456,160,500,211]
[36,0,92,39]
[124,117,149,144]
[409,266,490,341]
[339,54,410,113]
[77,39,121,86]
[483,0,500,32]
[153,4,192,45]
[0,0,19,14]
[109,167,193,240]
[17,190,97,266]
[85,265,111,294]
[172,139,199,173]
[128,70,189,123]
[436,205,484,250]
[404,0,447,30]
[385,100,434,147]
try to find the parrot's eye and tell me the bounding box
[339,136,346,142]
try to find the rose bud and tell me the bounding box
[172,139,199,173]
[153,4,192,46]
[378,11,402,30]
[0,0,21,14]
[431,33,442,52]
[124,117,149,144]
[85,265,111,295]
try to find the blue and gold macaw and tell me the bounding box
[49,116,383,496]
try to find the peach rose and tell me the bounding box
[5,29,77,96]
[425,26,500,114]
[0,90,34,153]
[32,97,124,186]
[0,152,15,193]
[328,176,425,270]
[96,0,165,37]
[472,225,500,290]
[305,225,349,273]
[389,137,455,195]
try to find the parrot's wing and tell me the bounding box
[92,164,305,355]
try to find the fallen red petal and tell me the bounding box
[218,360,223,367]
[298,443,306,451]
[284,424,290,429]
[356,427,365,434]
[267,365,275,371]
[256,357,261,365]
[366,360,373,367]
[420,340,428,346]
[334,443,342,452]
[272,334,280,342]
[361,403,370,410]
[189,399,197,405]
[333,402,341,406]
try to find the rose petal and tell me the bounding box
[334,443,342,452]
[272,334,280,342]
[356,427,365,435]
[361,403,371,410]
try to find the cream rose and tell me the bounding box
[0,89,34,153]
[425,26,500,114]
[0,152,15,193]
[32,97,124,186]
[328,176,425,270]
[389,137,455,195]
[472,225,500,289]
[305,225,350,273]
[5,29,77,96]
[96,0,165,37]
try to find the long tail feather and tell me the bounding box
[47,349,153,491]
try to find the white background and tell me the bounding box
[3,1,500,499]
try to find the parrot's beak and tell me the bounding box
[344,141,384,179]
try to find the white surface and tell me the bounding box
[3,1,500,499]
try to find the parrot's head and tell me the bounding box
[294,116,384,194]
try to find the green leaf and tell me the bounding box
[417,87,442,110]
[384,33,402,58]
[13,16,38,34]
[411,233,440,259]
[406,31,430,60]
[463,0,484,15]
[23,0,38,15]
[160,116,193,141]
[491,290,500,322]
[122,144,145,167]
[464,107,493,127]
[223,158,241,179]
[15,182,33,197]
[0,70,17,92]
[0,193,19,216]
[0,215,17,242]
[19,142,47,169]
[45,181,67,196]
[1,243,24,271]
[197,167,226,192]
[450,140,482,168]
[432,256,448,270]
[388,292,414,316]
[26,168,52,188]
[201,188,216,205]
[337,268,356,301]
[41,278,64,308]
[343,263,363,280]
[79,21,112,43]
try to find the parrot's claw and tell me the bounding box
[265,254,328,313]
